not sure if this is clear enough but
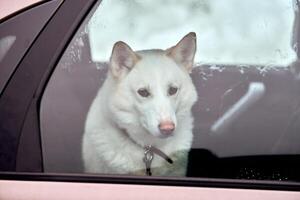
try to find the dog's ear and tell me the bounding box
[110,41,140,79]
[166,32,197,73]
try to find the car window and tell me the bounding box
[0,0,62,95]
[41,0,300,181]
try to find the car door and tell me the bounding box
[0,0,300,199]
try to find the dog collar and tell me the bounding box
[143,145,173,176]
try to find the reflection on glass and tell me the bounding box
[0,35,16,62]
[40,0,300,182]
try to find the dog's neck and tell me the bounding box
[121,128,173,176]
[120,128,145,149]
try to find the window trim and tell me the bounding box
[0,0,97,172]
[0,173,300,192]
[0,0,63,96]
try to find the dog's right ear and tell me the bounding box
[110,41,140,79]
[166,32,197,73]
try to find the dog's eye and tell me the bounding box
[137,88,151,97]
[168,86,178,96]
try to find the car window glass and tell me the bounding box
[41,0,300,182]
[0,0,62,95]
[0,35,16,62]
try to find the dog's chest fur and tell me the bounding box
[83,100,192,176]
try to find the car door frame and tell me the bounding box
[0,0,97,172]
[0,0,300,194]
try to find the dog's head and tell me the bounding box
[108,32,198,142]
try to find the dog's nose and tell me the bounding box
[159,121,175,135]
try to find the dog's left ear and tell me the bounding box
[110,41,140,79]
[166,32,197,73]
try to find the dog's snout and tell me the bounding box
[158,121,175,135]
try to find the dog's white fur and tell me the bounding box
[82,32,198,176]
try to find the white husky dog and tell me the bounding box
[82,32,198,176]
